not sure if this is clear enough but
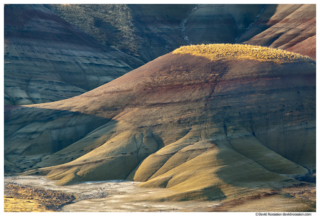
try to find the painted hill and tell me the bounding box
[46,4,264,63]
[47,4,316,62]
[46,4,197,62]
[5,4,315,105]
[5,44,315,202]
[237,4,316,59]
[4,4,143,105]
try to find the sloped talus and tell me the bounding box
[4,4,143,105]
[5,44,315,201]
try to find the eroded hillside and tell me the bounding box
[4,4,144,105]
[4,4,315,105]
[238,4,316,59]
[46,4,316,61]
[5,44,315,203]
[46,4,141,57]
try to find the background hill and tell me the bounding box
[238,4,316,59]
[4,4,144,105]
[5,4,315,105]
[47,4,316,61]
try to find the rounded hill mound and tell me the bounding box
[5,44,315,202]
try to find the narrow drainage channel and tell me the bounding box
[180,4,199,45]
[235,4,266,42]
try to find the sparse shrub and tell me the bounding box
[46,4,140,56]
[172,44,311,63]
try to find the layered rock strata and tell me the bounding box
[5,4,315,106]
[238,4,316,59]
[5,44,315,201]
[4,4,143,105]
[46,4,316,61]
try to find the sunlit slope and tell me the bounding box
[5,44,315,201]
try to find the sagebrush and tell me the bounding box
[173,44,311,63]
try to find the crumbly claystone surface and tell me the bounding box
[239,4,316,60]
[4,176,316,212]
[5,44,315,204]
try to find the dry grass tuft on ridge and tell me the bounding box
[173,44,311,63]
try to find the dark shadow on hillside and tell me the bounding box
[236,4,277,43]
[4,105,113,174]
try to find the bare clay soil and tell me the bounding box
[4,176,315,212]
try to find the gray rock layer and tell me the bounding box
[4,4,142,105]
[5,46,315,201]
